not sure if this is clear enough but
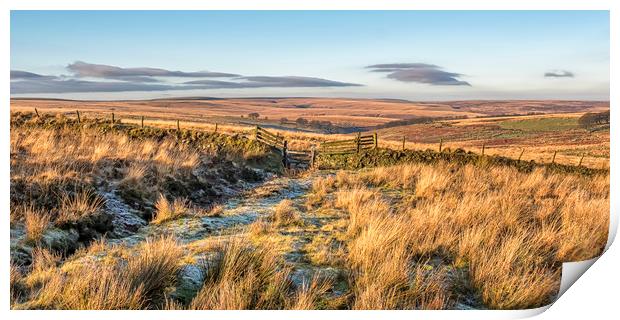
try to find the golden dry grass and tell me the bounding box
[10,125,204,213]
[10,98,486,128]
[305,175,336,209]
[205,204,225,217]
[289,274,333,310]
[304,234,346,267]
[9,102,609,310]
[152,194,190,224]
[189,238,292,310]
[248,218,272,238]
[14,236,182,310]
[11,98,608,129]
[9,124,214,253]
[10,262,24,305]
[272,199,303,227]
[11,102,609,168]
[23,206,51,244]
[322,162,608,309]
[57,190,105,226]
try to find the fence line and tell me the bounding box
[30,108,599,169]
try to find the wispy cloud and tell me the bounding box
[67,61,240,80]
[10,79,191,94]
[367,63,471,86]
[10,70,58,80]
[11,62,362,94]
[185,76,361,89]
[544,70,575,78]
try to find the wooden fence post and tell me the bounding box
[439,138,443,152]
[578,154,585,167]
[482,144,486,156]
[34,108,40,118]
[373,133,378,149]
[141,116,145,128]
[402,136,406,151]
[111,113,115,126]
[518,148,524,161]
[214,123,218,133]
[76,110,81,124]
[176,119,180,131]
[282,140,289,169]
[551,151,557,164]
[356,132,361,154]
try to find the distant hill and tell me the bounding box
[10,97,609,129]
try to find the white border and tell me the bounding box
[2,1,617,319]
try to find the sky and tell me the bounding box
[10,11,609,101]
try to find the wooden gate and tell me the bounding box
[319,133,377,155]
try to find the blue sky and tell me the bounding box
[10,11,609,100]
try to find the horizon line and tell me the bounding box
[9,96,611,103]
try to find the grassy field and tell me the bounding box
[497,117,579,131]
[10,98,609,129]
[9,100,610,310]
[296,164,608,309]
[375,114,609,169]
[10,98,609,169]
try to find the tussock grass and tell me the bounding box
[31,248,62,272]
[24,207,50,244]
[17,236,182,310]
[10,262,24,305]
[57,190,105,226]
[272,199,303,227]
[289,274,333,310]
[331,162,608,309]
[10,125,209,225]
[345,208,450,309]
[152,195,190,224]
[305,175,336,209]
[25,262,146,310]
[248,218,271,238]
[187,238,334,310]
[189,238,292,309]
[206,204,225,217]
[125,236,184,300]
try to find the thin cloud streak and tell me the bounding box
[10,70,58,80]
[67,61,240,79]
[10,79,191,94]
[185,76,361,88]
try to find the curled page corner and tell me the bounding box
[558,258,598,298]
[500,258,601,320]
[554,206,617,302]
